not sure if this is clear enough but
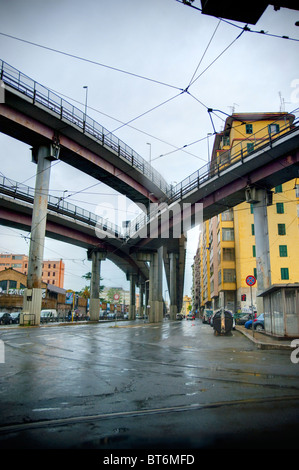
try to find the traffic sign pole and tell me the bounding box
[246,275,256,337]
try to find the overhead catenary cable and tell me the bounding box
[0,31,184,92]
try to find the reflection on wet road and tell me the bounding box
[0,319,299,449]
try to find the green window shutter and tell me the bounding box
[253,268,257,278]
[276,202,284,214]
[251,224,255,235]
[247,143,254,154]
[246,124,253,134]
[281,268,289,280]
[278,224,286,235]
[252,245,256,257]
[275,184,282,193]
[279,245,288,257]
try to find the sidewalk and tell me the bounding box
[236,325,295,350]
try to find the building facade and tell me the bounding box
[193,112,299,317]
[0,254,65,288]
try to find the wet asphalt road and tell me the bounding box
[0,318,299,451]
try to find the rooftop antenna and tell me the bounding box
[228,103,239,114]
[279,92,285,112]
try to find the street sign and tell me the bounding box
[246,275,256,286]
[113,293,120,301]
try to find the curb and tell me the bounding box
[235,327,293,350]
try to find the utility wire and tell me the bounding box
[0,31,184,92]
[187,19,222,88]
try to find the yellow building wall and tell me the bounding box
[229,115,292,158]
[268,180,299,283]
[197,113,298,312]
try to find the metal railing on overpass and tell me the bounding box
[167,119,299,203]
[125,117,299,238]
[0,175,124,239]
[0,60,170,195]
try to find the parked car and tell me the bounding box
[237,313,253,325]
[123,313,129,319]
[186,312,195,320]
[0,312,13,325]
[10,312,21,324]
[245,313,264,331]
[202,309,213,324]
[176,313,184,320]
[107,312,116,319]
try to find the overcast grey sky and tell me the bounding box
[0,0,298,296]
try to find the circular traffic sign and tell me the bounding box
[113,293,120,301]
[246,275,256,286]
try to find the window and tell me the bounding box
[281,268,289,280]
[252,245,256,257]
[221,209,234,221]
[222,228,234,241]
[275,184,282,193]
[278,224,286,235]
[254,268,257,278]
[222,136,230,146]
[250,204,254,214]
[268,123,279,134]
[223,269,236,283]
[247,143,254,154]
[251,224,255,235]
[276,202,284,214]
[246,124,253,134]
[279,245,288,257]
[223,248,235,261]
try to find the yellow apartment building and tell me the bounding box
[194,112,299,315]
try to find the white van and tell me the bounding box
[40,309,58,323]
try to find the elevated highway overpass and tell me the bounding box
[0,60,299,325]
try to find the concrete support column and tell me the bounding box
[252,188,272,314]
[149,250,163,323]
[169,252,178,320]
[88,250,106,321]
[139,282,145,318]
[22,145,53,326]
[129,273,136,320]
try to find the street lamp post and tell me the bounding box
[146,142,152,165]
[83,85,88,124]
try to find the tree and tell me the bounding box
[79,272,105,300]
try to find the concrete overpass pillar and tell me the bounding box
[250,188,272,314]
[169,252,179,320]
[136,250,163,323]
[139,281,145,318]
[129,273,137,320]
[88,249,106,321]
[149,250,163,323]
[22,144,59,326]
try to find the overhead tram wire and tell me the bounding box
[0,31,184,93]
[187,18,222,89]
